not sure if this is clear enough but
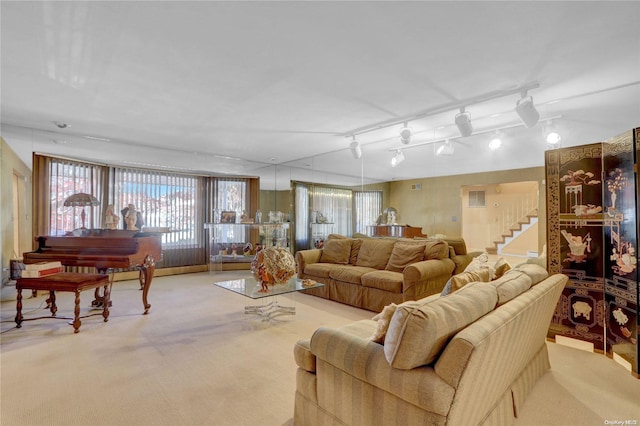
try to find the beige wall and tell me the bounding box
[1,138,33,284]
[389,167,546,253]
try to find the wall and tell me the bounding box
[389,167,546,253]
[0,138,33,285]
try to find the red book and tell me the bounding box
[20,266,64,278]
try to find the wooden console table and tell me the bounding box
[15,272,111,333]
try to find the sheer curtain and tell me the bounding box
[294,183,309,251]
[310,185,352,237]
[354,191,383,234]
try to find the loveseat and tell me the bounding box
[295,235,476,312]
[293,264,568,425]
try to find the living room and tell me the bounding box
[1,2,640,425]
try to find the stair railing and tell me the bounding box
[488,194,538,249]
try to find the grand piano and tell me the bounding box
[23,229,162,314]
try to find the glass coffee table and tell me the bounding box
[214,277,323,320]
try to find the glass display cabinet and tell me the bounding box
[204,222,290,272]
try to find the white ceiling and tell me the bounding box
[2,1,639,189]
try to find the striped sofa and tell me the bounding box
[293,264,568,425]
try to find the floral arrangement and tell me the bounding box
[251,247,296,292]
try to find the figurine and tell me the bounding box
[121,204,144,230]
[104,204,119,230]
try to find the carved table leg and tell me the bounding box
[15,288,23,328]
[102,283,111,322]
[72,290,81,333]
[49,291,58,316]
[140,255,156,314]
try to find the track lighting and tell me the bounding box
[349,136,362,159]
[488,132,503,151]
[515,91,540,128]
[391,150,405,167]
[455,107,473,137]
[399,123,412,144]
[436,140,454,156]
[543,121,561,145]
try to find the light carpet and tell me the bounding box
[1,271,638,426]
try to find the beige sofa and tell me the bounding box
[296,236,476,313]
[293,264,568,425]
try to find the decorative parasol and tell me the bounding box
[64,193,100,229]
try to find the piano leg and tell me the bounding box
[139,255,156,315]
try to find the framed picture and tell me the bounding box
[220,211,236,223]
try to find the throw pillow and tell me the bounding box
[493,258,512,279]
[370,303,397,344]
[440,277,454,297]
[450,268,491,292]
[423,240,449,260]
[319,239,351,264]
[355,239,396,269]
[464,251,495,278]
[385,243,426,272]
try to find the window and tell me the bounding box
[354,191,382,234]
[468,190,486,208]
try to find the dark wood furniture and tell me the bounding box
[15,272,111,333]
[366,225,427,238]
[23,229,162,314]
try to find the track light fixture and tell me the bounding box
[436,140,454,156]
[515,91,540,128]
[399,122,412,144]
[391,150,405,167]
[488,132,503,151]
[349,136,362,159]
[455,107,473,137]
[543,121,562,145]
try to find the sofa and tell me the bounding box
[293,264,568,425]
[295,235,477,313]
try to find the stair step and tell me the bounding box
[486,247,498,255]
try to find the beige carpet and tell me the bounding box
[1,271,638,425]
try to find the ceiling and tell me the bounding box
[2,1,639,190]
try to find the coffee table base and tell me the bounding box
[244,299,295,320]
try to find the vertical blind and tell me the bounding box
[310,185,352,237]
[354,191,383,234]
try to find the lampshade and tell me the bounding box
[455,109,473,137]
[64,193,100,229]
[63,193,100,207]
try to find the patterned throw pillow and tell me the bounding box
[440,268,491,296]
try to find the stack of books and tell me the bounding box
[20,261,64,278]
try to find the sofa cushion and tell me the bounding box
[303,263,338,279]
[490,269,532,305]
[356,239,396,269]
[514,263,549,285]
[370,303,398,344]
[385,243,426,272]
[443,237,467,255]
[329,265,375,285]
[350,239,363,265]
[319,238,351,264]
[384,282,498,369]
[361,270,404,293]
[424,240,449,260]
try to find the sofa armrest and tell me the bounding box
[402,258,456,299]
[295,249,322,278]
[294,338,316,373]
[310,324,455,415]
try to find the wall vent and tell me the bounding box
[411,184,422,190]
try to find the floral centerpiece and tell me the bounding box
[250,247,297,292]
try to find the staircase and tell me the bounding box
[486,208,538,255]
